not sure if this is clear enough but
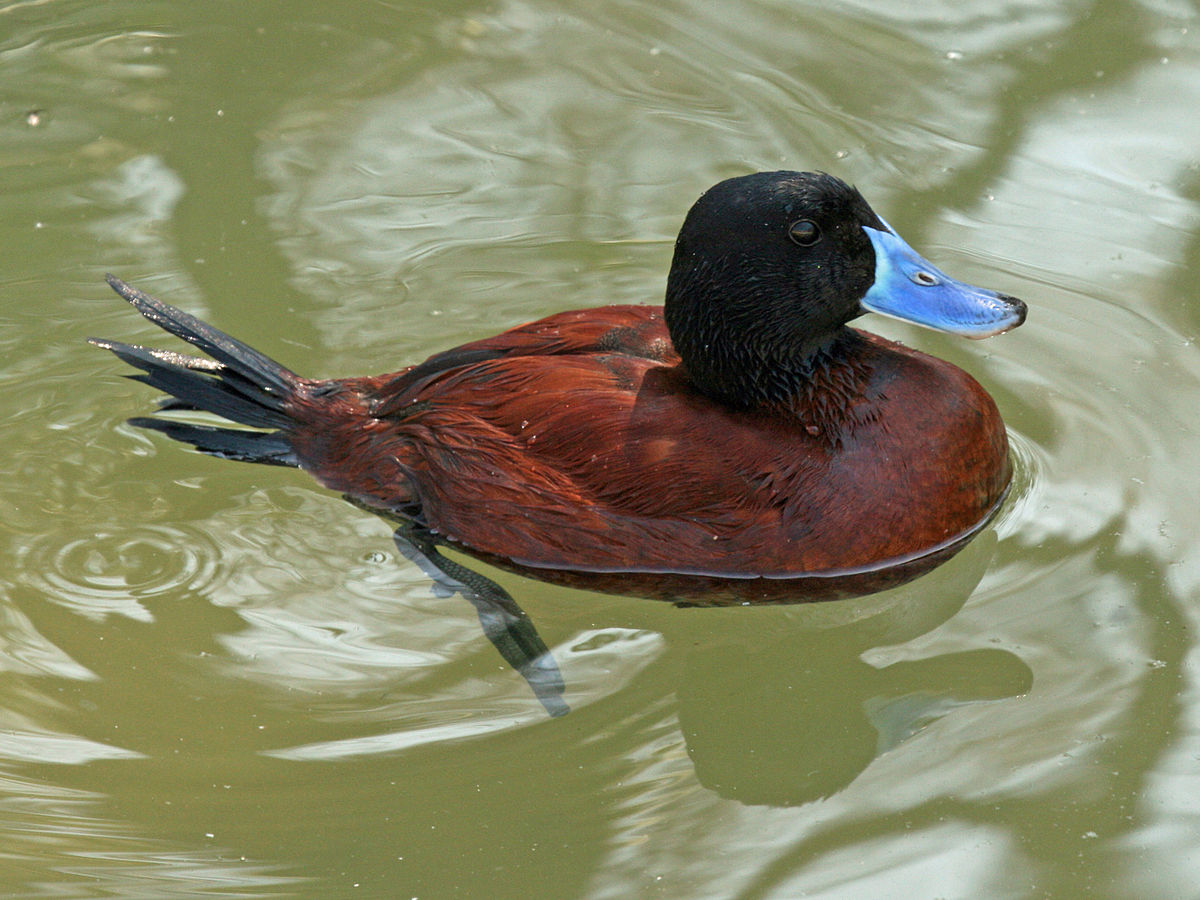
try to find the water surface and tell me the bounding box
[4,0,1200,896]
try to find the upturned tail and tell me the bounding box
[89,274,302,466]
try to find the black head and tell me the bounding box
[664,171,887,408]
[663,170,1026,410]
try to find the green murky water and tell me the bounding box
[4,0,1200,896]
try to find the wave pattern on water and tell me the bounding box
[15,524,225,623]
[5,0,1200,896]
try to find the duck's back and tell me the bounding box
[287,306,1009,577]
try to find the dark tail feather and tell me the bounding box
[91,276,304,466]
[128,417,297,466]
[102,274,299,395]
[90,338,293,430]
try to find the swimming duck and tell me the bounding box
[92,171,1025,581]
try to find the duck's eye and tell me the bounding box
[788,219,820,246]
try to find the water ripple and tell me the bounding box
[15,523,225,622]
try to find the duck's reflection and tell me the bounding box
[393,520,1031,805]
[678,632,1030,805]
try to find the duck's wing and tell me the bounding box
[367,305,672,418]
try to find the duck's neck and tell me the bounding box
[678,326,876,431]
[775,330,878,435]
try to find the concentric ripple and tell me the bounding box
[15,523,225,622]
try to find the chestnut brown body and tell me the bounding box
[282,304,1009,577]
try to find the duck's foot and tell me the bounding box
[392,523,568,717]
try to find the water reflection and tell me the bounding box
[208,511,1022,811]
[0,768,298,896]
[7,0,1200,892]
[446,524,1033,806]
[681,637,1030,807]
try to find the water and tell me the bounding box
[3,0,1200,896]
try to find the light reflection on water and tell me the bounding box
[3,0,1200,896]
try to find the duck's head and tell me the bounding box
[664,171,1027,408]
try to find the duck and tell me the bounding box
[91,171,1026,582]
